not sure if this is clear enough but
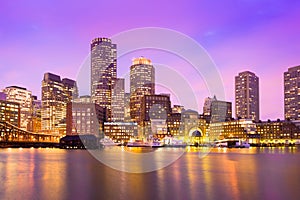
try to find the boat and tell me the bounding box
[214,139,250,148]
[151,139,165,148]
[235,141,250,148]
[164,138,187,148]
[126,139,151,147]
[99,137,121,146]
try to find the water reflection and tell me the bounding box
[0,147,300,199]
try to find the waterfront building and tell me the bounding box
[90,37,117,121]
[66,100,106,136]
[180,109,200,136]
[208,119,258,143]
[103,122,138,144]
[3,86,32,130]
[284,65,300,120]
[256,120,300,145]
[235,71,259,121]
[0,100,20,127]
[167,113,182,136]
[130,57,155,123]
[41,72,77,135]
[111,78,125,122]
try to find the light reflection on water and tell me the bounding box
[0,147,300,200]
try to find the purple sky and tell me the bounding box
[1,0,300,120]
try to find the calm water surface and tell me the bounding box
[1,147,300,200]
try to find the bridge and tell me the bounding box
[0,121,61,148]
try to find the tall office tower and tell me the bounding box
[284,65,300,120]
[90,37,117,121]
[3,86,32,130]
[30,96,42,132]
[130,57,155,123]
[124,93,131,122]
[41,72,77,135]
[62,78,78,101]
[235,71,260,121]
[111,78,125,121]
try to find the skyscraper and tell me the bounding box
[235,71,259,121]
[90,37,117,121]
[3,86,32,130]
[130,57,155,123]
[41,72,77,135]
[111,78,125,122]
[284,65,300,120]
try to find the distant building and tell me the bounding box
[130,57,155,123]
[3,86,32,130]
[111,78,125,121]
[90,37,117,121]
[235,71,259,121]
[172,105,184,114]
[203,95,232,123]
[29,95,41,132]
[66,101,106,136]
[124,93,131,122]
[104,122,138,144]
[74,95,91,103]
[140,94,172,137]
[41,72,77,135]
[0,100,20,127]
[203,96,216,116]
[284,65,300,120]
[0,92,6,100]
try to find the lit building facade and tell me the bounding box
[140,94,172,137]
[66,101,106,136]
[103,122,138,144]
[167,113,182,136]
[41,72,77,135]
[130,57,155,123]
[235,71,259,121]
[3,86,32,130]
[111,78,125,121]
[256,120,300,145]
[124,93,131,122]
[0,100,20,127]
[284,65,300,120]
[91,37,117,121]
[203,95,232,123]
[208,119,258,143]
[29,95,41,132]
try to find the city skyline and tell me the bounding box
[1,0,300,120]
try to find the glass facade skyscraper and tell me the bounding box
[130,57,155,123]
[284,65,300,120]
[90,38,117,121]
[235,71,259,121]
[41,72,77,135]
